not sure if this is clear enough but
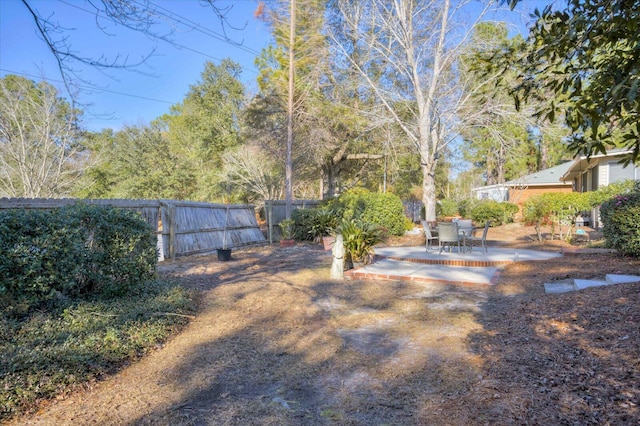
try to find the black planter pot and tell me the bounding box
[217,248,232,261]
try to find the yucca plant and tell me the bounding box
[335,219,383,267]
[308,209,338,242]
[278,219,296,240]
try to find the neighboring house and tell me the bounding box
[472,150,640,227]
[471,162,574,213]
[560,149,640,227]
[560,149,640,192]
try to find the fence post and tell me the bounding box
[267,202,273,244]
[168,202,176,259]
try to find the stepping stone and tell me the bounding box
[544,282,577,294]
[574,279,608,290]
[606,274,640,285]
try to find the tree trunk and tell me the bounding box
[285,0,296,219]
[422,162,437,222]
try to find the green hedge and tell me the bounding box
[601,188,640,257]
[436,199,458,218]
[468,200,518,226]
[0,203,158,308]
[327,189,409,236]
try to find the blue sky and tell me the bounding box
[0,0,544,132]
[0,0,270,131]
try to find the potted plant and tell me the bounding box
[308,209,338,250]
[335,219,383,269]
[217,204,232,261]
[278,218,296,247]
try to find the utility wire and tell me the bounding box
[0,68,175,104]
[140,0,263,56]
[57,0,259,74]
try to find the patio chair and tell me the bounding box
[468,220,491,253]
[437,222,463,254]
[456,219,474,246]
[421,220,438,251]
[457,219,473,230]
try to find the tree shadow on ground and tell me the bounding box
[128,246,491,425]
[463,258,640,425]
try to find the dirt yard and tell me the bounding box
[10,224,640,425]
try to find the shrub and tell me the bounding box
[587,179,636,207]
[523,192,591,241]
[456,198,476,219]
[291,208,316,241]
[436,199,458,218]
[600,188,640,256]
[470,200,518,226]
[0,203,158,308]
[327,189,407,236]
[292,207,338,241]
[0,278,193,421]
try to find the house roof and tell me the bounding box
[560,149,633,181]
[472,162,573,193]
[503,162,573,187]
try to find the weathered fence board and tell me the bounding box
[0,198,265,260]
[264,200,321,242]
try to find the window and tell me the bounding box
[608,161,634,184]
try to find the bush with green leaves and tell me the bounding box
[292,207,337,241]
[587,179,636,207]
[0,203,158,307]
[470,200,518,226]
[600,185,640,256]
[436,199,458,218]
[327,188,408,236]
[456,198,477,219]
[523,192,591,241]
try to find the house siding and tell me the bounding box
[509,185,574,217]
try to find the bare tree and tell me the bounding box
[221,145,285,205]
[0,75,84,198]
[330,0,496,221]
[20,0,244,99]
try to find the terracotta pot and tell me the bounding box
[322,236,335,251]
[279,239,295,247]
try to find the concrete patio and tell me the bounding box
[344,246,563,285]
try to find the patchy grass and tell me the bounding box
[0,279,195,420]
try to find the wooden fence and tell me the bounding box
[264,199,321,242]
[0,198,265,260]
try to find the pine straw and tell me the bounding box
[11,225,640,425]
[421,258,640,425]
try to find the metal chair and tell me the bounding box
[468,220,491,253]
[457,219,473,230]
[437,222,463,253]
[421,220,438,251]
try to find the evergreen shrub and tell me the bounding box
[292,207,337,241]
[328,189,408,236]
[470,200,518,226]
[456,198,477,219]
[600,185,640,257]
[437,199,458,218]
[0,203,157,308]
